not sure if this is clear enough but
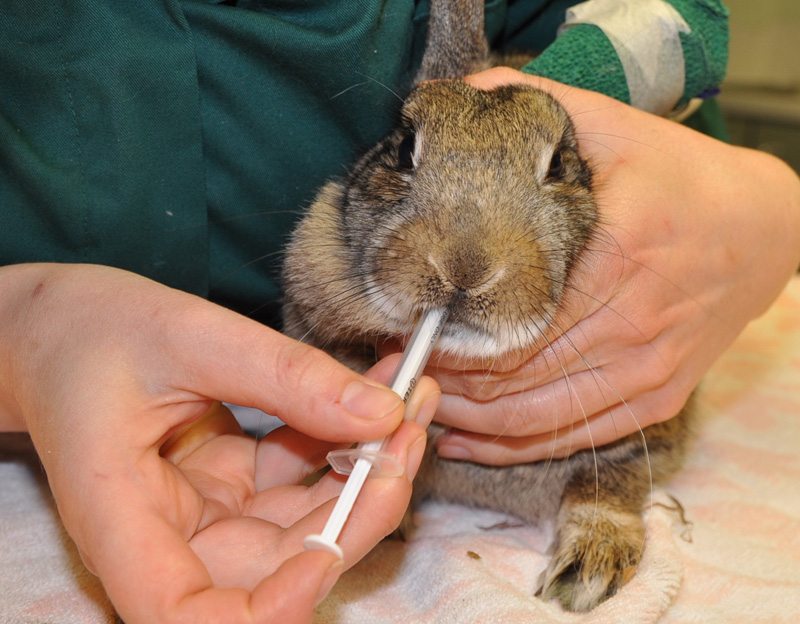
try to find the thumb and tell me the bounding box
[251,550,343,622]
[159,551,342,624]
[161,293,405,443]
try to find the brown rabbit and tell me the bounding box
[282,0,691,612]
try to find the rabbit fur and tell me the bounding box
[282,0,691,612]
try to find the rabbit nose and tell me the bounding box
[429,250,504,294]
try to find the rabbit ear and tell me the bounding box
[414,0,490,85]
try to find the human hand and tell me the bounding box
[420,68,800,464]
[0,263,440,623]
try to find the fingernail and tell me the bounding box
[341,380,402,421]
[411,393,441,429]
[315,559,344,607]
[436,438,472,461]
[406,434,428,482]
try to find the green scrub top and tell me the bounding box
[0,0,727,328]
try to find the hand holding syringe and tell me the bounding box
[304,308,448,558]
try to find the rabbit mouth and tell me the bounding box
[433,320,547,358]
[364,287,551,358]
[362,250,558,357]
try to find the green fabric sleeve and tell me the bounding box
[668,0,729,103]
[521,0,729,109]
[522,23,631,104]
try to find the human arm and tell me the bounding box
[0,262,440,623]
[425,69,800,464]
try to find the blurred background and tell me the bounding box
[719,0,800,173]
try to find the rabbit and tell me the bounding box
[282,0,691,613]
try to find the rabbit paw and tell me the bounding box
[539,503,644,612]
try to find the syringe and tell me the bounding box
[303,307,448,558]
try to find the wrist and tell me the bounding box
[743,149,800,313]
[0,263,57,431]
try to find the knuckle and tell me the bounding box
[271,338,329,386]
[494,396,540,436]
[640,383,693,426]
[267,338,340,408]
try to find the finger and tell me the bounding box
[160,401,243,463]
[86,499,221,623]
[254,354,439,491]
[157,297,405,444]
[427,333,596,401]
[463,68,623,122]
[246,421,426,568]
[198,426,422,592]
[188,515,333,593]
[321,420,426,566]
[463,66,536,91]
[250,420,428,530]
[431,340,681,439]
[144,370,434,600]
[372,352,441,428]
[78,464,339,624]
[436,401,649,464]
[462,68,607,122]
[428,306,663,404]
[436,376,690,465]
[403,375,440,429]
[251,549,343,618]
[171,549,342,624]
[463,69,661,172]
[432,366,622,437]
[363,354,442,424]
[255,426,347,491]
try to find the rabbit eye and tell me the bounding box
[546,149,564,181]
[397,131,416,171]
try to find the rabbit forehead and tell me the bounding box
[403,81,571,149]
